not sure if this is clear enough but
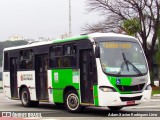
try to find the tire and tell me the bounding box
[20,87,39,107]
[32,101,39,107]
[65,90,82,112]
[20,87,32,107]
[108,106,123,111]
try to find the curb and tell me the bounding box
[153,94,160,97]
[0,89,3,93]
[150,94,160,101]
[150,99,160,102]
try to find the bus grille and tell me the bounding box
[120,96,142,101]
[116,83,145,92]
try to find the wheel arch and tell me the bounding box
[63,86,79,102]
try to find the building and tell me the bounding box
[9,35,23,41]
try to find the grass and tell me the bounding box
[152,86,160,95]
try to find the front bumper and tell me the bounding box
[98,90,152,107]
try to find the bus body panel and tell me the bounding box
[17,71,37,101]
[98,90,151,106]
[93,84,99,106]
[95,58,151,107]
[51,69,80,103]
[47,70,54,103]
[95,58,115,106]
[3,72,11,98]
[108,75,149,93]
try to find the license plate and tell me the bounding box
[127,101,135,105]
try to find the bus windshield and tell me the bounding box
[99,41,148,76]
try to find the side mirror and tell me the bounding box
[95,46,100,58]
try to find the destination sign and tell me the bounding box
[103,42,131,49]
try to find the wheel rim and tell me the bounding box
[67,93,79,111]
[22,91,28,105]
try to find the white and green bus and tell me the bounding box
[3,33,151,112]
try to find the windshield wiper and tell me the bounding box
[126,60,143,75]
[118,53,129,74]
[122,53,129,71]
[118,53,143,75]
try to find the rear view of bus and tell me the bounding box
[92,33,151,110]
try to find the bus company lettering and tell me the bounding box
[20,74,33,81]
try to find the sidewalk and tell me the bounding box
[151,94,160,101]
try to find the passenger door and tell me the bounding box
[10,57,18,98]
[35,54,49,100]
[80,50,94,103]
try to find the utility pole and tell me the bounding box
[69,0,72,37]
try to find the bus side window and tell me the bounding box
[62,44,77,68]
[71,44,77,54]
[19,49,33,70]
[49,46,62,68]
[63,44,71,55]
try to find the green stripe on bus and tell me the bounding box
[52,69,80,103]
[108,76,132,85]
[93,85,99,106]
[53,35,89,44]
[108,76,132,94]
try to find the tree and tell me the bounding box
[83,0,160,85]
[155,28,160,86]
[122,18,141,36]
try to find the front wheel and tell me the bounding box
[65,90,82,112]
[108,106,123,111]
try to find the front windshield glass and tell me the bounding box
[99,41,147,76]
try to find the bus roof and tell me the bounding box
[4,33,136,51]
[4,35,89,51]
[88,33,135,39]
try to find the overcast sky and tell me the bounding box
[0,0,98,41]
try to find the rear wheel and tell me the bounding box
[20,87,39,107]
[65,90,82,112]
[21,87,32,107]
[108,106,123,111]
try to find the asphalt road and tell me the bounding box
[0,91,160,120]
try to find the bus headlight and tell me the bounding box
[99,86,116,92]
[145,84,152,90]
